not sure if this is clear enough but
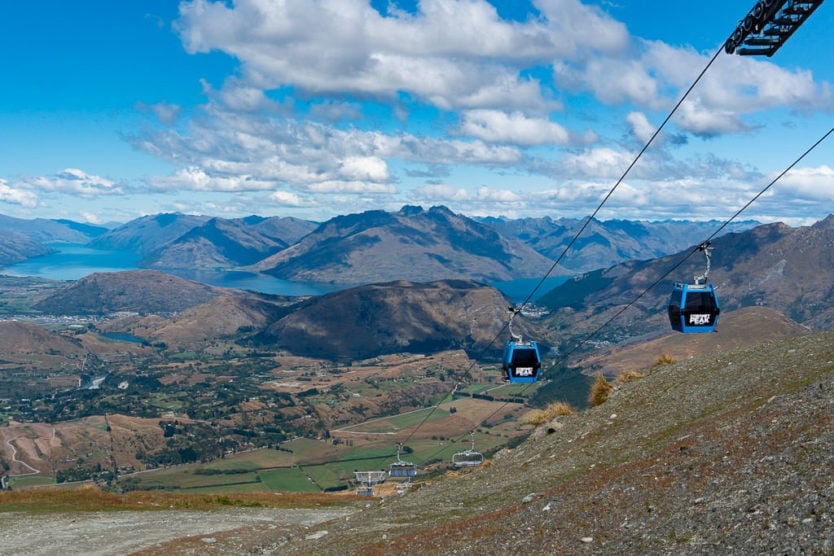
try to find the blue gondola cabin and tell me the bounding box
[667,282,720,333]
[502,340,542,383]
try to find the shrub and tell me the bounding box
[588,373,613,406]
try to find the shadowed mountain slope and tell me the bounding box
[140,215,318,269]
[257,279,531,361]
[87,213,212,256]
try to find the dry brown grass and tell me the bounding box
[653,353,676,366]
[588,373,613,406]
[526,402,576,426]
[0,485,355,513]
[616,370,645,384]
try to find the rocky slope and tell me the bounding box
[2,325,831,555]
[275,329,834,554]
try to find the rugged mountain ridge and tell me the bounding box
[484,215,760,272]
[2,207,764,286]
[539,215,834,348]
[252,205,558,283]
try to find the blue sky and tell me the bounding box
[1,0,832,225]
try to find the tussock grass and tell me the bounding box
[526,402,575,426]
[588,373,613,406]
[616,370,645,384]
[653,353,676,366]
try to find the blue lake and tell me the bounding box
[0,244,566,300]
[0,244,339,297]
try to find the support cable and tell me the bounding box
[397,43,726,460]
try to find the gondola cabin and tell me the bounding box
[667,282,720,333]
[501,340,542,383]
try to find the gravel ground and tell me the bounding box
[0,508,353,555]
[283,330,834,554]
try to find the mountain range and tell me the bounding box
[0,206,759,285]
[5,212,830,364]
[538,215,834,350]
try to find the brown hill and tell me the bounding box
[573,306,810,376]
[277,329,834,554]
[0,321,85,357]
[258,279,533,361]
[32,270,223,315]
[103,293,294,350]
[0,414,171,476]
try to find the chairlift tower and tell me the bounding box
[353,469,386,497]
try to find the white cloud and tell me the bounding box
[0,179,39,208]
[413,183,470,202]
[626,111,657,144]
[476,186,523,203]
[175,0,629,113]
[560,147,636,179]
[339,156,390,182]
[304,180,396,194]
[556,37,833,137]
[148,166,277,192]
[459,110,570,146]
[268,190,305,206]
[778,165,834,201]
[80,211,102,224]
[76,0,826,226]
[16,169,122,197]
